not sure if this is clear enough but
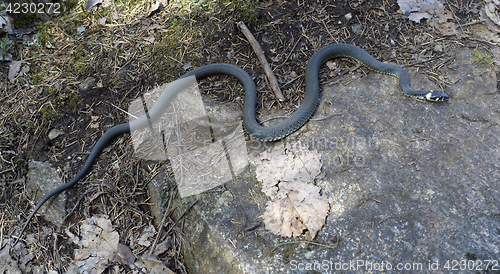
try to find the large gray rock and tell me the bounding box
[149,48,500,273]
[26,161,66,227]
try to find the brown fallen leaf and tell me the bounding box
[434,12,458,36]
[66,215,120,274]
[263,181,329,240]
[139,255,176,274]
[0,48,13,61]
[148,0,169,17]
[0,240,23,273]
[485,0,500,27]
[151,236,173,257]
[256,141,321,198]
[256,141,328,240]
[138,224,156,247]
[398,0,445,23]
[113,243,136,267]
[8,61,29,83]
[0,14,14,34]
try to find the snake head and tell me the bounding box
[425,91,449,102]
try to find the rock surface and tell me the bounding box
[148,48,500,273]
[26,161,66,227]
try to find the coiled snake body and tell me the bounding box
[13,44,448,246]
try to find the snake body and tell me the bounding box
[13,44,448,246]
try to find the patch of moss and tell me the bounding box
[32,74,43,85]
[230,1,259,22]
[68,92,83,112]
[71,43,91,76]
[62,0,79,12]
[111,74,130,90]
[39,105,59,121]
[46,86,58,96]
[13,13,36,28]
[281,242,298,263]
[149,35,187,81]
[190,0,259,23]
[465,252,477,260]
[472,49,496,70]
[37,27,54,48]
[13,157,28,177]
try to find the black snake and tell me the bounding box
[12,44,448,246]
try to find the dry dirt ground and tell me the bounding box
[0,0,488,272]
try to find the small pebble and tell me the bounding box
[79,77,96,91]
[98,17,107,26]
[434,44,443,53]
[345,13,352,21]
[48,129,65,140]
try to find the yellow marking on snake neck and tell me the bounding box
[425,92,433,101]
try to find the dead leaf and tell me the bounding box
[408,12,432,23]
[479,6,500,37]
[88,117,101,130]
[138,255,176,274]
[79,77,96,91]
[0,48,12,61]
[256,141,328,240]
[433,12,458,36]
[397,0,445,23]
[113,244,136,267]
[98,17,107,25]
[9,61,29,83]
[438,22,458,36]
[19,65,29,76]
[138,225,156,247]
[0,241,22,274]
[326,60,336,70]
[183,62,192,70]
[485,0,500,27]
[0,14,14,34]
[66,215,120,274]
[152,236,173,257]
[262,181,329,240]
[490,46,500,67]
[48,129,65,140]
[256,141,322,198]
[143,36,155,43]
[148,0,169,17]
[15,27,34,37]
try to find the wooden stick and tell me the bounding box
[237,21,285,101]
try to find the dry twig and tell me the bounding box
[237,21,285,101]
